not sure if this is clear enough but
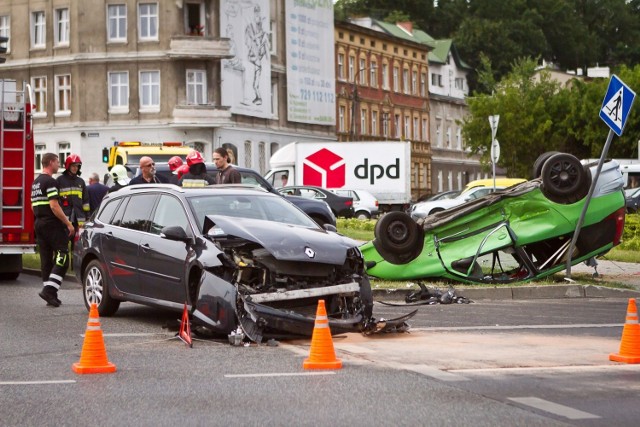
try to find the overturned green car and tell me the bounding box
[361,153,626,284]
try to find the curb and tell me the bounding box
[373,284,640,301]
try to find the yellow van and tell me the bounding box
[462,178,527,193]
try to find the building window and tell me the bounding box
[413,117,419,140]
[348,56,355,82]
[456,128,462,149]
[394,114,400,138]
[420,72,427,97]
[139,3,158,40]
[54,8,70,46]
[31,77,47,116]
[403,69,409,94]
[185,2,205,35]
[244,140,252,168]
[108,4,127,42]
[54,74,71,116]
[382,63,389,90]
[108,72,129,113]
[372,111,378,136]
[412,70,418,95]
[139,71,160,112]
[359,58,366,85]
[269,20,276,54]
[455,77,464,90]
[422,118,428,142]
[393,67,399,92]
[186,70,207,105]
[337,53,345,80]
[31,11,46,48]
[58,143,71,166]
[370,61,377,88]
[0,16,10,53]
[446,127,451,146]
[339,105,345,132]
[271,81,278,117]
[382,113,389,137]
[432,73,442,87]
[404,116,410,139]
[35,143,46,172]
[259,141,266,174]
[360,108,367,135]
[436,121,442,147]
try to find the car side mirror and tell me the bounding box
[160,226,190,242]
[323,224,337,232]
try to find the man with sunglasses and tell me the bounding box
[129,156,168,185]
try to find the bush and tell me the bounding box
[337,217,376,231]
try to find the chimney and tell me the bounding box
[397,21,413,35]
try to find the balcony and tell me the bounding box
[170,104,233,127]
[168,36,232,59]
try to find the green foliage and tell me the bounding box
[337,217,376,232]
[620,213,640,251]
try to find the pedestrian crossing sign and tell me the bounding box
[599,75,636,136]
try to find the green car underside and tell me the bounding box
[361,187,624,283]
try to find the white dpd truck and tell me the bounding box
[264,141,412,212]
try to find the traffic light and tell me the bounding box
[102,148,110,163]
[0,36,8,64]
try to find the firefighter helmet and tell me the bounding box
[110,164,130,186]
[65,154,82,175]
[186,150,204,166]
[176,164,190,180]
[168,156,184,171]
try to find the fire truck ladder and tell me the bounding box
[0,80,31,233]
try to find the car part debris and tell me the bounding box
[378,283,472,306]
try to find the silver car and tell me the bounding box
[332,189,380,220]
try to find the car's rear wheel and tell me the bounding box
[532,151,559,178]
[374,212,423,264]
[355,210,370,220]
[83,259,120,316]
[540,153,591,204]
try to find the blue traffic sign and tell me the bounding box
[599,75,636,136]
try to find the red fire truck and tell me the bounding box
[0,80,35,280]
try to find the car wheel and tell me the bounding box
[532,151,559,178]
[374,212,423,264]
[355,210,370,220]
[83,259,120,316]
[540,153,591,204]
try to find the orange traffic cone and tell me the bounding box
[610,298,640,364]
[177,302,193,348]
[303,300,342,370]
[72,303,116,374]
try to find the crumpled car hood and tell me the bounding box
[204,215,357,264]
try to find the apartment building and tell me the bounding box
[0,0,336,177]
[335,18,432,200]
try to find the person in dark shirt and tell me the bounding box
[213,147,241,184]
[31,153,75,307]
[178,150,215,187]
[56,154,90,229]
[87,172,109,216]
[129,156,168,185]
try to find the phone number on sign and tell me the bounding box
[300,89,335,103]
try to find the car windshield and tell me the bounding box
[186,193,320,232]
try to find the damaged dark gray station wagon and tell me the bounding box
[74,185,408,342]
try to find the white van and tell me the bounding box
[620,164,640,189]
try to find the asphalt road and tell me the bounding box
[1,273,639,426]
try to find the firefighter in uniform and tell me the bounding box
[168,155,184,185]
[56,154,90,232]
[31,153,75,307]
[178,150,215,187]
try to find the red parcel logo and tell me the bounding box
[302,148,346,187]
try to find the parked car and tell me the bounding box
[409,185,505,220]
[422,190,461,202]
[142,162,337,228]
[332,189,379,220]
[361,153,625,285]
[278,185,355,218]
[625,187,640,213]
[74,185,413,341]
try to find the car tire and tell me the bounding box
[355,211,371,220]
[83,259,120,316]
[540,153,591,204]
[374,212,423,264]
[532,151,559,178]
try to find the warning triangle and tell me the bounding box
[603,87,624,129]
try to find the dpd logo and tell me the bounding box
[302,148,346,187]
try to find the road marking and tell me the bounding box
[450,364,640,374]
[508,397,600,420]
[402,364,469,382]
[0,380,76,385]
[335,344,376,354]
[411,323,621,332]
[225,372,336,378]
[101,333,171,337]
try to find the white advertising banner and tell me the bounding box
[285,0,336,125]
[221,0,271,118]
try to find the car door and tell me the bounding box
[101,194,158,296]
[137,194,193,304]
